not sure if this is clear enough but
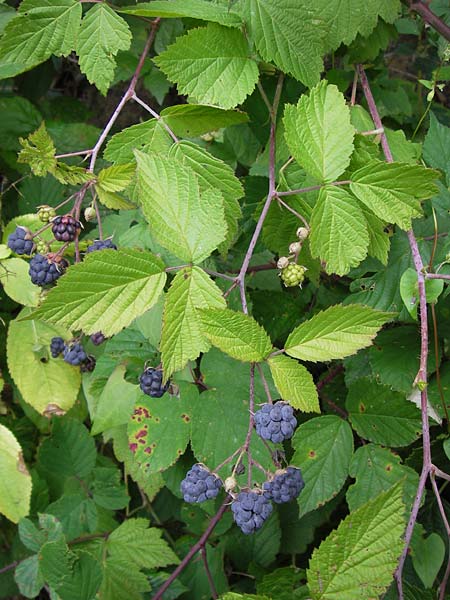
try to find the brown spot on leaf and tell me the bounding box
[17,452,30,476]
[44,403,66,417]
[135,429,147,439]
[129,443,138,453]
[359,403,365,413]
[386,464,392,472]
[309,450,316,458]
[182,414,190,422]
[144,447,152,454]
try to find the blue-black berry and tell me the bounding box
[139,367,169,398]
[50,337,65,358]
[51,215,81,242]
[29,254,67,286]
[86,239,117,253]
[7,227,34,255]
[231,491,273,534]
[90,332,106,346]
[254,401,297,444]
[262,467,304,504]
[63,343,87,366]
[180,464,222,503]
[80,356,96,373]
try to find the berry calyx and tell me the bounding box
[7,227,34,256]
[50,337,65,358]
[280,263,307,288]
[262,467,304,504]
[231,490,273,534]
[277,256,290,269]
[37,205,56,223]
[139,367,169,398]
[63,343,87,366]
[86,239,117,253]
[254,401,297,444]
[288,241,302,254]
[296,227,309,241]
[29,254,68,286]
[180,464,222,503]
[90,332,106,346]
[51,214,81,243]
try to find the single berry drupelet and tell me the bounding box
[231,491,273,534]
[29,254,67,286]
[51,214,81,242]
[90,332,106,346]
[7,227,34,255]
[63,343,87,366]
[86,239,117,253]
[263,467,305,504]
[254,401,297,443]
[50,337,65,358]
[37,205,56,223]
[180,464,222,503]
[80,356,96,373]
[280,263,306,288]
[139,367,169,398]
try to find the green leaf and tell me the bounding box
[128,382,193,473]
[346,379,422,446]
[423,112,450,184]
[361,206,390,265]
[155,23,259,109]
[411,532,445,589]
[161,267,225,378]
[98,556,150,600]
[18,519,46,553]
[91,467,129,510]
[7,312,81,415]
[0,0,82,78]
[160,104,248,137]
[17,122,56,176]
[284,82,355,182]
[240,0,325,87]
[0,424,31,523]
[57,551,102,600]
[285,304,392,362]
[350,160,440,230]
[268,355,319,413]
[169,141,243,252]
[136,151,226,263]
[346,444,420,512]
[38,538,71,590]
[46,494,97,540]
[307,484,405,600]
[400,267,444,319]
[95,164,136,210]
[118,0,242,27]
[76,3,132,95]
[104,119,173,164]
[292,415,354,517]
[14,555,44,599]
[107,518,179,570]
[1,258,41,307]
[199,308,273,362]
[28,249,166,337]
[309,186,369,275]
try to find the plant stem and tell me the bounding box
[409,1,450,41]
[200,547,218,599]
[256,363,273,404]
[275,195,310,228]
[426,273,450,281]
[132,94,179,143]
[276,179,350,197]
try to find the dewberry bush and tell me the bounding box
[1,1,450,599]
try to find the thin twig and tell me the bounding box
[132,94,179,143]
[409,1,450,41]
[277,179,350,197]
[256,363,273,404]
[426,273,450,281]
[55,149,93,159]
[200,547,218,599]
[275,195,309,228]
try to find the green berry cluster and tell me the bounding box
[280,263,307,288]
[37,205,56,223]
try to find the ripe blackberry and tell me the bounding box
[37,205,56,223]
[180,464,222,503]
[231,491,273,534]
[90,332,106,346]
[262,467,305,504]
[254,401,297,444]
[29,254,67,286]
[139,367,169,398]
[280,263,306,288]
[7,227,34,255]
[63,343,87,366]
[50,337,65,358]
[80,356,96,373]
[86,239,117,253]
[51,214,81,242]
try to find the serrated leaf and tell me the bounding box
[240,0,326,87]
[346,379,422,446]
[292,415,354,517]
[76,3,132,95]
[268,355,319,413]
[95,164,136,210]
[38,538,71,590]
[91,467,129,510]
[309,186,369,275]
[119,0,242,27]
[7,312,81,415]
[350,160,440,230]
[284,82,355,182]
[107,518,179,570]
[28,249,166,337]
[136,151,226,263]
[155,23,259,109]
[57,551,102,600]
[14,555,44,599]
[361,206,390,265]
[199,308,273,362]
[307,484,405,600]
[0,424,31,523]
[160,104,248,137]
[98,556,150,600]
[1,258,41,307]
[285,304,392,362]
[17,122,56,176]
[160,267,225,378]
[128,382,193,473]
[104,119,173,164]
[0,0,82,78]
[346,444,420,512]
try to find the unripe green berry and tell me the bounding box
[35,238,49,254]
[280,263,307,288]
[84,206,97,222]
[37,205,56,223]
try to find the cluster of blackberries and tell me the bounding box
[86,239,117,253]
[231,491,273,534]
[181,464,223,503]
[29,254,68,286]
[254,401,297,443]
[50,337,96,372]
[90,332,106,345]
[263,467,304,504]
[139,367,169,398]
[7,227,34,255]
[51,215,81,243]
